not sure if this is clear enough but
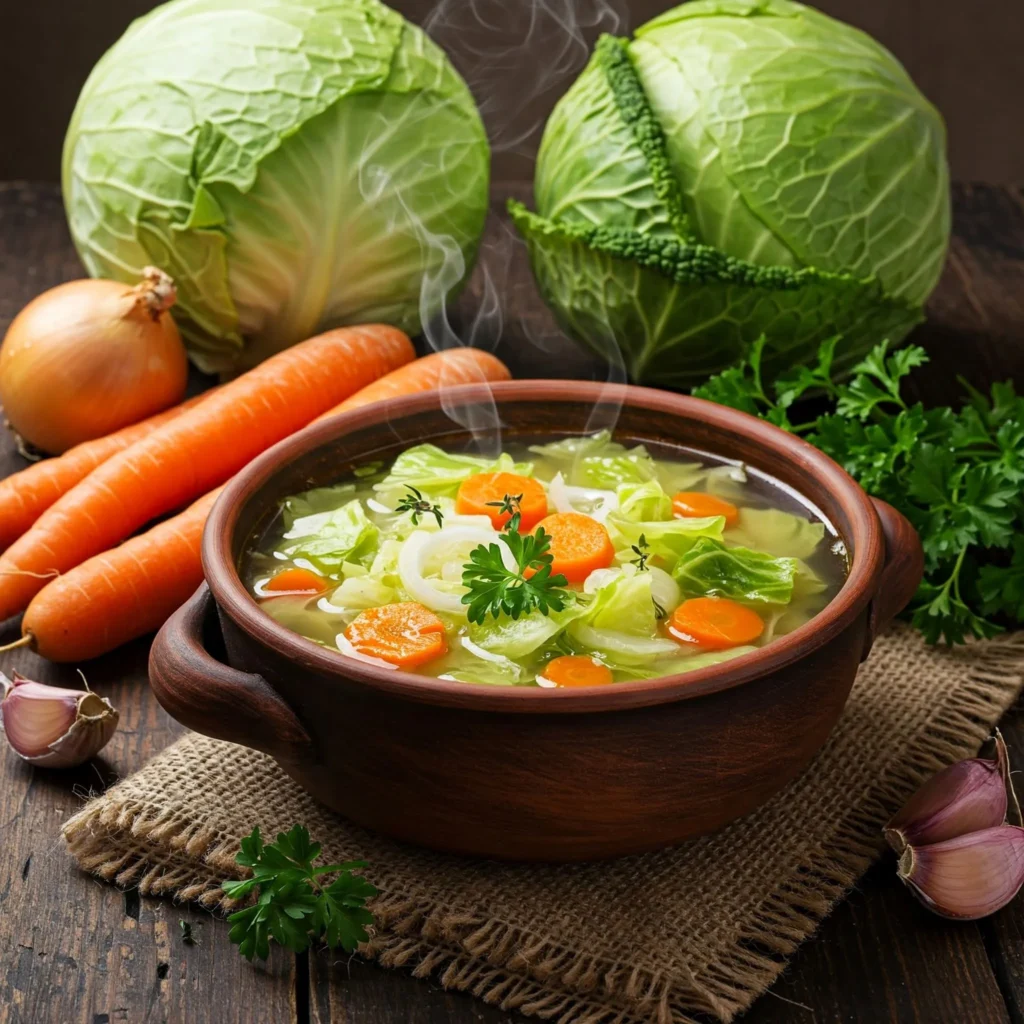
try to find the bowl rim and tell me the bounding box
[203,380,884,714]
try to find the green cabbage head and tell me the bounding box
[63,0,490,372]
[511,0,950,387]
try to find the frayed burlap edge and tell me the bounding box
[62,636,1024,1024]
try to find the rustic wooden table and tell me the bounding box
[1,180,1023,1024]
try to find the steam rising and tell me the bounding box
[362,0,631,452]
[424,0,625,167]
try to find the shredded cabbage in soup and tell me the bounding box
[242,432,847,687]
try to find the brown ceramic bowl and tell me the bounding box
[149,381,923,861]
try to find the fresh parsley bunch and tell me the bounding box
[223,825,376,962]
[694,337,1024,645]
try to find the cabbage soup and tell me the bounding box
[241,432,848,687]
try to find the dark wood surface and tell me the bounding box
[0,179,1023,1023]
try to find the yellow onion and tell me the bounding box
[0,267,187,453]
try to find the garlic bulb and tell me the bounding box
[885,731,1018,853]
[0,671,118,767]
[898,826,1024,920]
[886,731,1024,921]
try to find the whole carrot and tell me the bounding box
[0,325,413,620]
[10,348,510,661]
[315,347,510,420]
[20,488,223,662]
[0,391,211,551]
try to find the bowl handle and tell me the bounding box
[149,583,311,763]
[862,498,925,659]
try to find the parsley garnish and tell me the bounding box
[222,826,376,962]
[461,494,569,624]
[394,486,444,529]
[695,337,1024,644]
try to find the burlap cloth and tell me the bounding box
[63,625,1024,1024]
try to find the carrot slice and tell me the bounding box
[263,568,329,596]
[456,472,547,530]
[539,655,614,688]
[344,602,447,669]
[533,512,615,584]
[672,491,740,527]
[668,596,763,650]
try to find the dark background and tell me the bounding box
[3,0,1022,187]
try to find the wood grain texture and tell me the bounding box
[310,955,527,1024]
[974,710,1024,1024]
[747,863,1013,1024]
[0,180,1022,1021]
[0,640,299,1024]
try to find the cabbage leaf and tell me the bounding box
[673,538,798,606]
[513,2,948,386]
[469,600,585,660]
[530,431,657,489]
[609,512,724,569]
[373,445,531,503]
[616,479,672,522]
[577,449,657,489]
[511,202,923,387]
[528,431,619,464]
[566,571,680,662]
[724,507,827,560]
[612,646,758,680]
[326,576,397,615]
[579,572,659,636]
[63,0,490,371]
[282,484,357,532]
[282,499,378,575]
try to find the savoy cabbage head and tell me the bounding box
[511,0,950,386]
[63,0,490,373]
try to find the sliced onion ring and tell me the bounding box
[648,567,681,615]
[398,526,516,615]
[547,472,618,522]
[569,623,679,661]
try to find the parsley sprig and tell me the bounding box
[461,493,569,624]
[223,826,376,962]
[695,337,1024,645]
[394,486,444,529]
